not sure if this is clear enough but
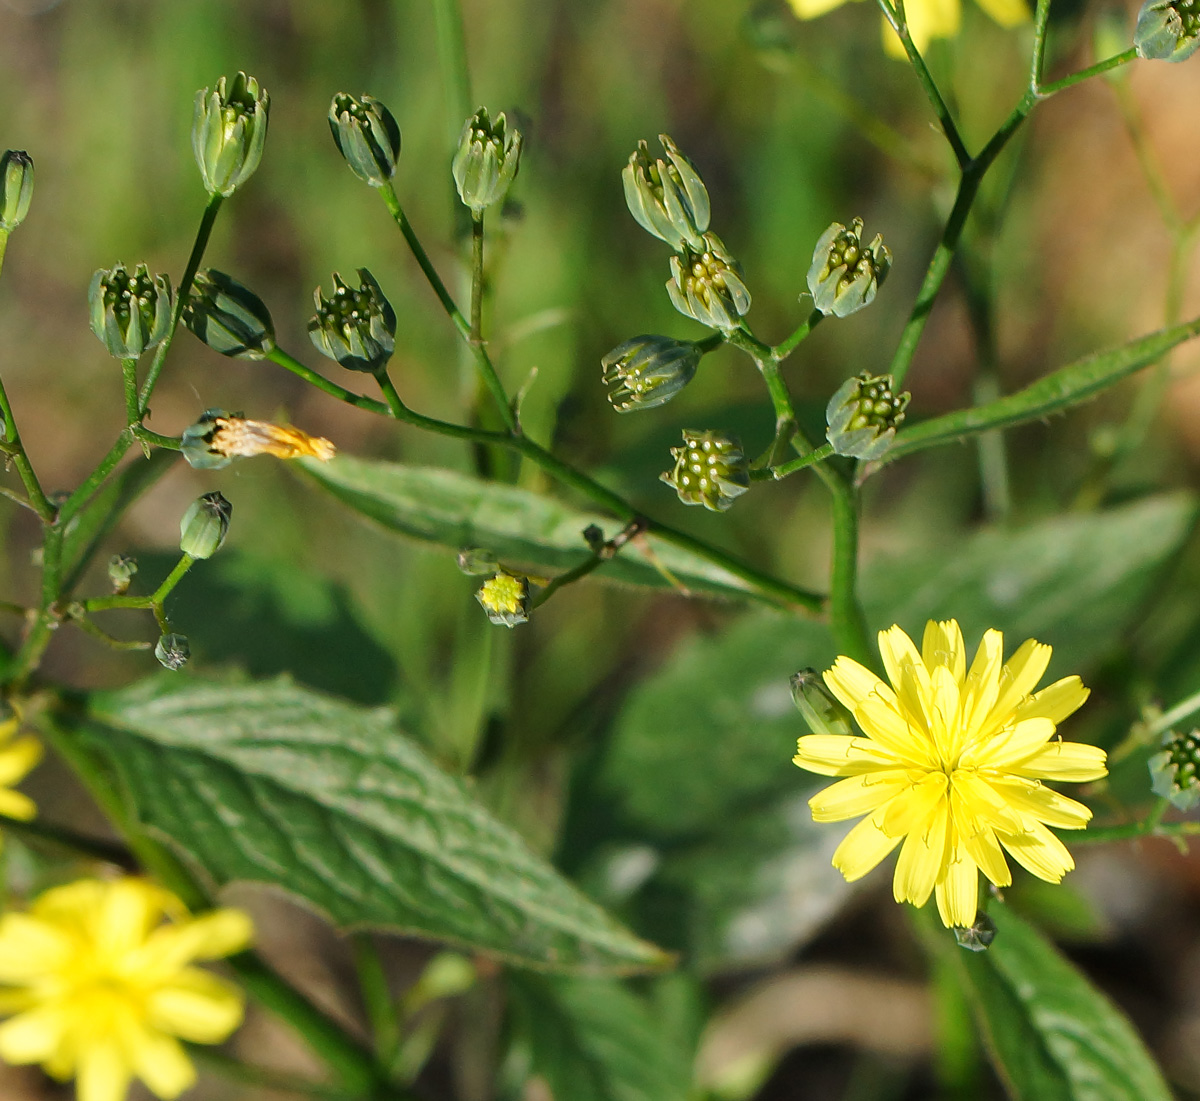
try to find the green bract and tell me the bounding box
[660,430,749,512]
[0,150,33,231]
[154,633,190,671]
[179,491,232,560]
[825,372,909,461]
[666,233,750,332]
[308,269,396,375]
[476,572,530,627]
[192,72,270,198]
[622,134,710,252]
[789,669,855,738]
[88,263,172,360]
[452,107,523,216]
[601,335,700,412]
[328,93,402,187]
[807,218,891,318]
[183,269,275,360]
[1148,728,1200,810]
[1135,0,1200,59]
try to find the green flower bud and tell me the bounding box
[666,233,751,332]
[457,547,501,576]
[953,912,996,951]
[192,72,270,198]
[183,269,275,359]
[807,218,891,318]
[0,150,33,231]
[1135,0,1200,60]
[155,633,190,671]
[476,571,530,628]
[601,335,700,412]
[88,263,172,359]
[790,670,855,738]
[660,429,750,512]
[179,491,232,560]
[622,134,710,252]
[308,269,396,375]
[826,372,910,461]
[452,107,523,216]
[329,93,402,187]
[1148,727,1200,810]
[107,554,137,596]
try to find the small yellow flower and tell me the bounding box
[0,717,41,828]
[786,0,1030,57]
[793,620,1107,928]
[0,878,253,1101]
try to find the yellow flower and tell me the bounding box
[793,620,1107,928]
[0,878,253,1101]
[0,717,42,828]
[786,0,1030,58]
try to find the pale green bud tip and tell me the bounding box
[0,150,33,230]
[1149,727,1200,810]
[155,633,190,671]
[953,912,996,951]
[308,268,396,375]
[807,218,891,318]
[183,269,275,359]
[602,335,700,412]
[457,547,500,576]
[622,134,711,251]
[329,93,401,187]
[661,429,750,512]
[107,554,138,595]
[476,572,530,628]
[179,491,232,559]
[826,372,910,461]
[790,670,854,738]
[666,233,751,333]
[88,262,173,360]
[192,71,270,197]
[452,107,523,216]
[1135,0,1200,59]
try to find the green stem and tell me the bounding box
[84,554,194,614]
[1075,803,1200,845]
[762,443,835,480]
[352,934,402,1068]
[470,215,484,343]
[191,1049,363,1100]
[0,374,54,522]
[1037,49,1138,96]
[771,308,824,362]
[0,811,137,868]
[58,432,136,527]
[122,358,140,425]
[531,554,605,608]
[8,525,63,689]
[1144,688,1200,741]
[813,462,873,666]
[267,349,391,415]
[70,614,153,652]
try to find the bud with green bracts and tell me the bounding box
[88,263,172,359]
[661,429,749,512]
[107,554,137,595]
[329,93,401,187]
[666,233,751,332]
[308,269,396,375]
[1149,728,1200,810]
[807,218,891,318]
[790,670,855,738]
[183,269,275,359]
[1135,0,1200,60]
[452,107,523,216]
[155,633,190,671]
[954,913,997,952]
[602,335,700,412]
[179,491,232,560]
[0,150,33,230]
[192,72,269,198]
[825,372,909,461]
[623,134,710,252]
[476,572,530,628]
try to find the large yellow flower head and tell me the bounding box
[0,878,253,1101]
[793,620,1108,928]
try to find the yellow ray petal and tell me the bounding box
[882,772,947,837]
[148,969,245,1043]
[97,880,165,960]
[808,772,910,822]
[1014,676,1090,725]
[824,656,895,713]
[959,824,1011,888]
[893,798,949,907]
[960,717,1055,771]
[855,696,936,765]
[0,736,42,786]
[961,629,1003,736]
[973,0,1030,27]
[787,0,857,17]
[126,1026,196,1099]
[987,777,1093,829]
[998,821,1075,883]
[136,909,254,977]
[921,619,965,682]
[934,838,979,927]
[794,734,903,776]
[986,639,1051,728]
[0,915,72,981]
[0,789,37,822]
[929,664,963,761]
[878,625,923,697]
[832,812,903,881]
[950,771,1023,835]
[0,1005,69,1064]
[75,1041,132,1101]
[1014,740,1108,782]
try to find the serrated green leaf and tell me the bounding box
[73,676,668,974]
[957,903,1172,1101]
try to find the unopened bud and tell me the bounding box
[790,670,855,737]
[192,72,270,197]
[0,150,33,231]
[826,372,909,461]
[622,134,710,252]
[666,233,751,332]
[155,633,190,671]
[329,93,402,187]
[452,107,523,216]
[476,572,530,628]
[108,554,138,595]
[179,491,232,560]
[601,335,700,412]
[661,430,750,512]
[953,912,997,951]
[1135,0,1200,59]
[807,218,891,318]
[1149,727,1200,810]
[457,548,500,576]
[183,269,275,359]
[88,263,172,359]
[308,269,396,375]
[180,409,336,471]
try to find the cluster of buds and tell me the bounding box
[601,335,700,412]
[88,263,172,359]
[825,372,909,461]
[1135,0,1200,60]
[1149,727,1200,810]
[661,430,750,512]
[666,233,751,332]
[308,269,396,375]
[180,409,336,471]
[623,134,710,252]
[475,571,531,628]
[179,491,233,560]
[192,72,269,198]
[184,269,275,359]
[0,150,33,231]
[807,218,891,318]
[452,107,523,217]
[329,93,402,187]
